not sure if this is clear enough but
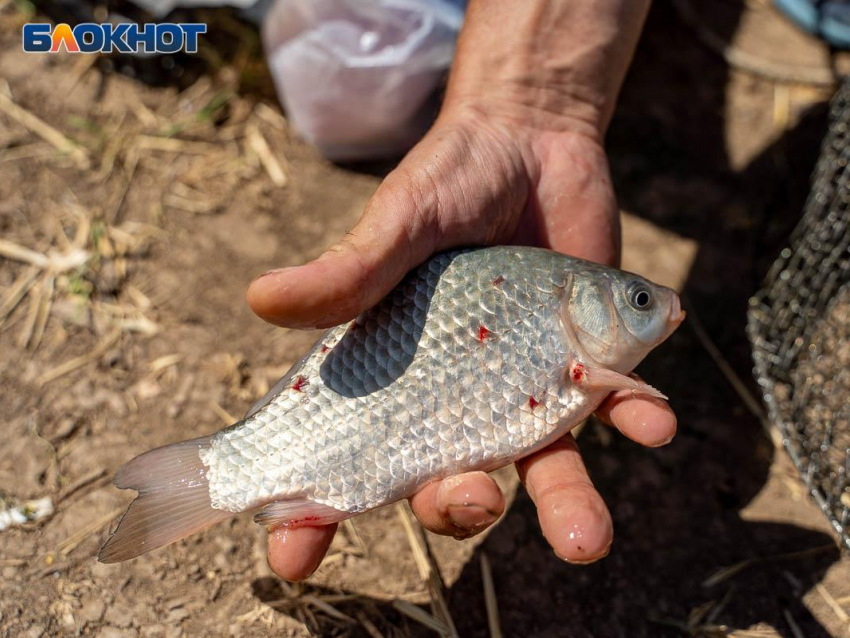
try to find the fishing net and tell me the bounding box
[748,78,850,550]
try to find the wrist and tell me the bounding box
[442,0,650,140]
[441,84,606,146]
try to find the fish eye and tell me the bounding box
[627,282,653,310]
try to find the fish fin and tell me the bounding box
[570,361,668,400]
[98,436,233,563]
[253,499,350,529]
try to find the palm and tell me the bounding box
[393,115,619,264]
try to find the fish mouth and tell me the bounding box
[668,294,686,325]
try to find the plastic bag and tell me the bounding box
[263,0,466,161]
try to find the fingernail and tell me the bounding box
[446,504,499,534]
[649,434,675,448]
[563,539,612,565]
[255,267,292,281]
[436,474,502,534]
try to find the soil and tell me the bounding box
[1,1,850,637]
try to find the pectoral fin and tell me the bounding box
[254,499,350,529]
[569,361,667,400]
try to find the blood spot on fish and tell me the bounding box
[320,345,329,354]
[292,376,308,392]
[478,325,492,342]
[528,396,541,409]
[284,515,324,528]
[492,275,505,286]
[571,363,586,384]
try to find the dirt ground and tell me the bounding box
[1,1,850,636]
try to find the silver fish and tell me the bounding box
[99,246,684,562]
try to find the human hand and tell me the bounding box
[247,99,675,580]
[248,0,658,580]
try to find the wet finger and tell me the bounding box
[595,390,677,448]
[409,471,505,538]
[516,434,613,563]
[266,523,338,581]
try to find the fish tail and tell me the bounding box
[98,435,232,563]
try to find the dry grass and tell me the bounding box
[0,49,293,400]
[480,552,502,638]
[395,503,459,638]
[0,83,89,166]
[648,543,846,637]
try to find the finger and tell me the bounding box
[516,434,613,564]
[247,121,526,330]
[595,389,677,448]
[246,122,488,331]
[409,471,505,538]
[247,177,439,329]
[266,523,338,581]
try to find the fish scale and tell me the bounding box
[201,247,580,515]
[99,245,683,563]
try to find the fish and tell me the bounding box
[99,246,684,563]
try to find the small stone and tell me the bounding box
[81,599,106,624]
[23,627,45,638]
[104,603,134,628]
[94,260,125,295]
[91,561,121,581]
[166,608,190,623]
[132,378,161,401]
[50,416,80,441]
[60,611,76,632]
[214,537,235,553]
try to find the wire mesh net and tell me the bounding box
[748,79,850,550]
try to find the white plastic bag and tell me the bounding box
[263,0,465,161]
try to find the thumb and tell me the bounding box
[247,178,442,329]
